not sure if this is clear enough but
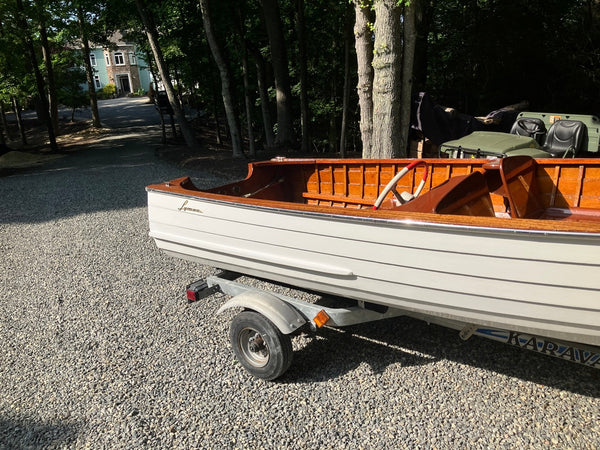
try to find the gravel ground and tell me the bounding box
[1,134,599,449]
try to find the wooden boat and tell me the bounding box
[147,155,600,352]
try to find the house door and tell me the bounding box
[117,74,131,95]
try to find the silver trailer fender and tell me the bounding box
[216,290,307,335]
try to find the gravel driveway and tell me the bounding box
[1,107,599,448]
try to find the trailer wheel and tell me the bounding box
[230,310,293,380]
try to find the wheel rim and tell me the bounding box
[237,327,270,368]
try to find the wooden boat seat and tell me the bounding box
[396,171,496,216]
[301,191,372,208]
[483,155,600,222]
[482,155,544,218]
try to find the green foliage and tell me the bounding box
[0,0,598,154]
[97,84,116,100]
[57,79,88,112]
[52,41,87,111]
[423,0,600,114]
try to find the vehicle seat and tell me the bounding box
[543,120,586,157]
[510,118,546,145]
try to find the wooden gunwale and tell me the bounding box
[146,158,600,234]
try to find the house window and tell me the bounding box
[90,53,97,66]
[105,53,110,66]
[114,52,125,65]
[129,52,137,65]
[94,75,101,88]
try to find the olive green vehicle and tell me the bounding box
[440,112,600,158]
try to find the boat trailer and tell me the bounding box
[187,271,600,380]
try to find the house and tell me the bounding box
[88,32,153,96]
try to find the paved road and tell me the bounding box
[0,100,599,448]
[4,97,191,179]
[17,96,166,129]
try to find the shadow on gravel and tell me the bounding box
[288,319,439,381]
[0,97,199,225]
[0,132,183,225]
[0,417,79,448]
[285,316,599,397]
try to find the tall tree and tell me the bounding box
[398,0,419,157]
[340,5,353,157]
[354,0,374,158]
[295,0,310,153]
[135,0,199,149]
[371,0,403,158]
[0,101,9,143]
[199,0,243,158]
[260,0,295,148]
[249,45,275,148]
[240,43,256,157]
[0,6,27,144]
[36,0,59,135]
[235,7,256,157]
[15,0,58,152]
[12,96,27,145]
[75,3,102,128]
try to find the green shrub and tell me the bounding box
[97,84,116,99]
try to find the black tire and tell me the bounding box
[229,310,293,380]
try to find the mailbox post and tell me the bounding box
[155,91,177,143]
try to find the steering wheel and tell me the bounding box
[373,160,428,210]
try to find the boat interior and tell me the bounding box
[157,155,600,228]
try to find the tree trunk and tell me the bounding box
[76,5,102,128]
[211,74,223,146]
[0,102,9,141]
[371,0,402,159]
[250,47,275,148]
[353,0,374,158]
[241,47,255,157]
[329,75,338,152]
[234,9,256,159]
[143,48,159,94]
[0,102,6,146]
[12,96,27,145]
[340,5,353,157]
[38,18,59,135]
[261,0,295,148]
[398,0,419,157]
[295,0,310,153]
[412,0,430,91]
[135,0,199,149]
[199,0,243,158]
[15,0,58,152]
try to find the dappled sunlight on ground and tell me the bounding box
[0,150,63,169]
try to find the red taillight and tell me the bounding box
[185,279,219,302]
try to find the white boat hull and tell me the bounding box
[148,189,600,347]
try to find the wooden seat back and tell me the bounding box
[485,156,544,218]
[398,171,495,216]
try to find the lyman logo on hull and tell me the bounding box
[475,328,600,369]
[178,200,203,214]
